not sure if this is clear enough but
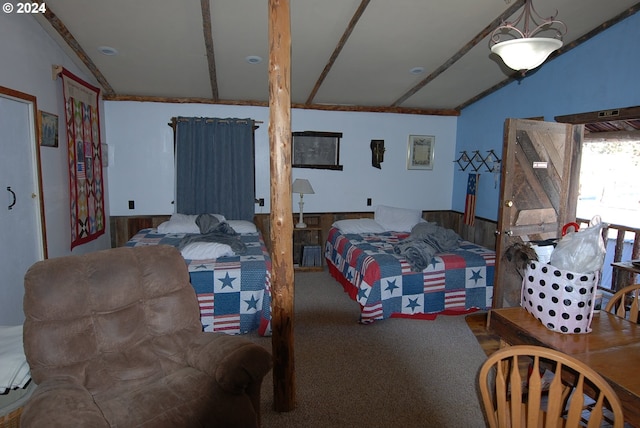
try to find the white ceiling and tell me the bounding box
[33,0,640,114]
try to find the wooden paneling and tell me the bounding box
[254,210,496,253]
[112,211,497,250]
[110,215,170,247]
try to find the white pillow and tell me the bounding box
[157,215,199,234]
[157,213,226,234]
[332,219,385,234]
[226,220,257,234]
[374,205,422,232]
[180,242,234,260]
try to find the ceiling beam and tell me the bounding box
[38,3,115,95]
[555,106,640,124]
[304,0,371,105]
[103,93,460,116]
[391,0,525,107]
[200,0,219,101]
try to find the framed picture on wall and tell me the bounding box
[292,131,344,170]
[39,111,59,148]
[407,134,434,170]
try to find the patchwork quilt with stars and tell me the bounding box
[325,227,494,324]
[126,228,272,336]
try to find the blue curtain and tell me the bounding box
[175,117,255,220]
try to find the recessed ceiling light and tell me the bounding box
[409,66,425,75]
[98,46,119,56]
[245,55,263,64]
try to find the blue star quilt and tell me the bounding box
[325,227,494,324]
[126,228,272,335]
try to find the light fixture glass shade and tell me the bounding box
[292,178,314,195]
[491,37,562,71]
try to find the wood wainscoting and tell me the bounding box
[253,210,497,253]
[110,211,497,250]
[110,215,170,248]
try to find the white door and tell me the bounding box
[0,88,45,325]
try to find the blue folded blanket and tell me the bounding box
[177,213,247,255]
[393,222,461,272]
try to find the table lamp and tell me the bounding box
[292,178,314,228]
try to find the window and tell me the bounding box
[577,137,640,228]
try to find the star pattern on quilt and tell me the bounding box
[357,285,368,301]
[218,272,236,289]
[385,279,399,294]
[244,294,260,310]
[469,269,483,284]
[405,297,421,312]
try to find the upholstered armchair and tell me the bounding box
[21,245,272,428]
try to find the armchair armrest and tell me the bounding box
[21,379,109,428]
[186,333,272,394]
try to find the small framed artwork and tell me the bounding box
[407,134,435,170]
[40,111,59,147]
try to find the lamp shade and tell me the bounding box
[491,37,562,71]
[292,178,314,195]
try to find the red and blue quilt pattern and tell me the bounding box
[325,227,494,324]
[127,229,272,336]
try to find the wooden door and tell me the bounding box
[493,119,583,308]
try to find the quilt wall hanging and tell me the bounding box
[61,68,105,249]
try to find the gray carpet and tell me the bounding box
[247,270,489,427]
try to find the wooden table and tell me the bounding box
[488,307,640,427]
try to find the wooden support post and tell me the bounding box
[268,0,295,412]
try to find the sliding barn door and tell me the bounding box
[493,119,583,308]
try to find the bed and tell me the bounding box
[324,213,495,324]
[125,215,272,336]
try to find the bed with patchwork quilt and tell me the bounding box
[125,215,271,336]
[325,225,495,324]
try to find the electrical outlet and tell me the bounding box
[367,198,372,206]
[128,200,135,210]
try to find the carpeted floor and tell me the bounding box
[247,270,491,427]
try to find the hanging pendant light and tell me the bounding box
[490,0,567,73]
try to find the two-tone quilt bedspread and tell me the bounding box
[126,228,272,336]
[325,227,494,323]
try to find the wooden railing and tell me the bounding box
[577,218,640,292]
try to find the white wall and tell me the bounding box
[0,12,111,257]
[105,101,457,216]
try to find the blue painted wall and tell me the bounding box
[454,12,640,221]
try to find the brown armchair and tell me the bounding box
[21,245,272,428]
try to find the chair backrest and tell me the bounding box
[23,245,202,395]
[604,283,640,323]
[478,345,624,428]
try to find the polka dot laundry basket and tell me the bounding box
[521,261,597,334]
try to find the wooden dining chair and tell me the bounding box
[478,345,624,428]
[605,283,640,323]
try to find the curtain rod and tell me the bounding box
[168,117,262,128]
[171,117,263,124]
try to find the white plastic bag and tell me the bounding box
[549,216,606,274]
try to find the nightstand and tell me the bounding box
[293,215,323,271]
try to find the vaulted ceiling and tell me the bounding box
[33,0,640,115]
